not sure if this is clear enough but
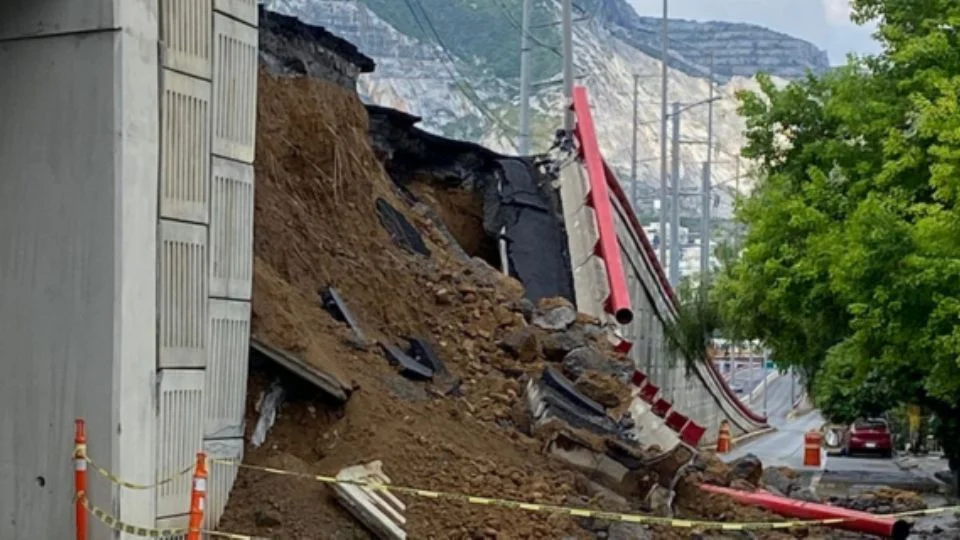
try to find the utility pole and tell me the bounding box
[517,0,532,155]
[669,101,681,287]
[700,56,715,283]
[790,367,796,407]
[658,0,670,266]
[562,0,574,130]
[733,155,741,250]
[763,349,769,417]
[631,73,639,208]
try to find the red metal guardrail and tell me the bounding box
[570,86,634,325]
[574,87,766,426]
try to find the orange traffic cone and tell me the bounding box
[716,420,731,453]
[187,452,208,540]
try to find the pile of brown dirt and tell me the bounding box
[218,70,816,539]
[219,71,611,539]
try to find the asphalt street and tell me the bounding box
[722,372,943,492]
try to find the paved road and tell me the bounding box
[722,372,942,492]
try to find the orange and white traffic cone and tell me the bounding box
[74,419,88,540]
[716,420,732,453]
[187,452,208,540]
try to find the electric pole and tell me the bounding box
[631,73,639,208]
[518,0,532,155]
[763,349,769,417]
[733,155,741,250]
[658,0,669,266]
[669,101,681,287]
[562,0,574,130]
[700,55,715,283]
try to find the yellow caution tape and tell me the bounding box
[82,454,193,490]
[77,492,265,539]
[211,459,960,530]
[78,450,960,531]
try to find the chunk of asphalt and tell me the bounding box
[379,342,434,381]
[535,385,620,436]
[375,197,431,257]
[541,365,606,417]
[319,287,367,343]
[406,338,447,375]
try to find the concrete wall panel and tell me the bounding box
[156,369,205,518]
[159,220,209,368]
[0,30,118,540]
[0,0,114,40]
[209,158,254,299]
[214,0,258,26]
[203,438,243,530]
[159,0,212,79]
[212,13,258,162]
[160,70,211,223]
[205,299,251,439]
[115,0,162,534]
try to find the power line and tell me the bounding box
[492,0,563,58]
[402,0,521,143]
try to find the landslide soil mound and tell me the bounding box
[219,70,593,539]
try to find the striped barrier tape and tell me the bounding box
[78,450,960,532]
[208,459,960,530]
[76,492,265,539]
[82,454,193,490]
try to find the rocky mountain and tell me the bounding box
[260,0,813,220]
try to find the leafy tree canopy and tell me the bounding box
[713,0,960,468]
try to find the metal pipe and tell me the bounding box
[631,73,639,209]
[669,101,681,287]
[699,484,912,540]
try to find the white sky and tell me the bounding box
[627,0,882,64]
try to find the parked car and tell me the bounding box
[842,418,894,458]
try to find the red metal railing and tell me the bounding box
[571,86,634,325]
[573,87,766,426]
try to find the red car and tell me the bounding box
[842,418,894,458]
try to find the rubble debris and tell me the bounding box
[498,326,541,363]
[319,286,367,343]
[542,365,608,417]
[729,454,763,486]
[532,301,577,330]
[375,197,430,257]
[828,486,928,514]
[249,338,349,404]
[333,461,407,540]
[251,379,285,449]
[379,342,433,381]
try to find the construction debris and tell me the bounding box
[333,461,407,540]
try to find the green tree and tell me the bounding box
[714,0,960,491]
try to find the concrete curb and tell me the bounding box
[745,370,781,404]
[698,426,778,451]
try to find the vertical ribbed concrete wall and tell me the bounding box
[155,0,257,531]
[0,0,256,537]
[0,0,159,537]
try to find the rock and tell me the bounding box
[532,304,577,331]
[574,374,623,409]
[729,454,763,486]
[541,329,589,362]
[561,346,617,379]
[646,485,672,515]
[509,298,536,321]
[606,523,654,540]
[498,327,540,363]
[791,487,821,503]
[761,466,799,496]
[254,508,283,527]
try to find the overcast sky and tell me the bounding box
[627,0,882,64]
